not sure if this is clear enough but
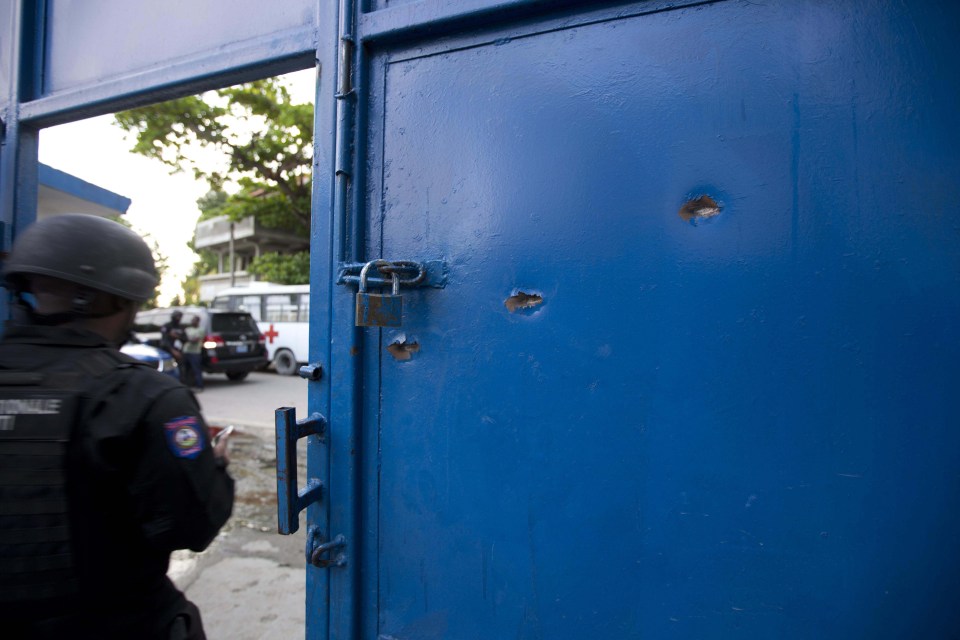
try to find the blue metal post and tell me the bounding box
[320,0,365,636]
[306,0,345,637]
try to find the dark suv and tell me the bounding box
[134,306,268,381]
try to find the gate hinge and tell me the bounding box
[335,35,355,99]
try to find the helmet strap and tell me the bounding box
[12,288,124,326]
[71,288,95,315]
[12,291,78,326]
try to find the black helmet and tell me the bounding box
[2,214,158,302]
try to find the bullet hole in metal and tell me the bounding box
[504,291,543,313]
[387,337,420,361]
[678,195,721,225]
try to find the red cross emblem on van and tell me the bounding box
[263,324,279,344]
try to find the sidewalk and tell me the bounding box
[168,403,309,640]
[171,525,307,640]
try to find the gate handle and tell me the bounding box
[275,407,325,535]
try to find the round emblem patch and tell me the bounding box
[175,427,199,449]
[163,416,204,459]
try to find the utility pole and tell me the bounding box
[228,221,236,287]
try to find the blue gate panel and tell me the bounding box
[369,0,420,10]
[365,1,960,638]
[0,0,13,107]
[43,0,316,94]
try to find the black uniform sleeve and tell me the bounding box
[159,323,172,349]
[127,385,235,553]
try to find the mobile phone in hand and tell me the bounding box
[212,425,235,446]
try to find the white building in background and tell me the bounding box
[193,214,308,302]
[37,163,131,220]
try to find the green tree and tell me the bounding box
[110,215,167,309]
[114,77,312,289]
[247,251,312,284]
[141,238,169,309]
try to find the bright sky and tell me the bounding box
[38,69,315,305]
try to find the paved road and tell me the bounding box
[196,370,309,435]
[171,371,310,640]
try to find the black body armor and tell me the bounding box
[0,351,122,610]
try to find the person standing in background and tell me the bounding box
[182,315,205,392]
[160,309,185,380]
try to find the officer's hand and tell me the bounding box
[212,428,232,465]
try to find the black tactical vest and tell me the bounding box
[0,350,125,607]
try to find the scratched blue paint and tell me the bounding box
[347,1,960,639]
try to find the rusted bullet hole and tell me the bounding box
[504,291,544,313]
[678,195,721,224]
[387,338,420,361]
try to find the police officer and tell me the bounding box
[161,309,186,371]
[0,214,234,639]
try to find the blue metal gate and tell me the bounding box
[294,1,960,638]
[2,1,959,638]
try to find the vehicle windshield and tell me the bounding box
[211,313,259,333]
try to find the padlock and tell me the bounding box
[355,261,403,327]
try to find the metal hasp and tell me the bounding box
[337,259,448,289]
[275,407,325,535]
[306,528,347,569]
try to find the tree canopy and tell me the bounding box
[114,77,313,294]
[110,215,167,309]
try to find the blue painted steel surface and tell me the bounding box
[325,1,960,638]
[320,0,367,635]
[19,30,317,128]
[0,0,958,638]
[0,0,40,324]
[43,0,315,94]
[0,1,13,107]
[305,1,342,637]
[0,0,21,274]
[17,0,44,103]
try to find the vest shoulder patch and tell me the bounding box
[163,416,205,459]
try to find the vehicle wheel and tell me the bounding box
[226,371,249,382]
[272,349,298,376]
